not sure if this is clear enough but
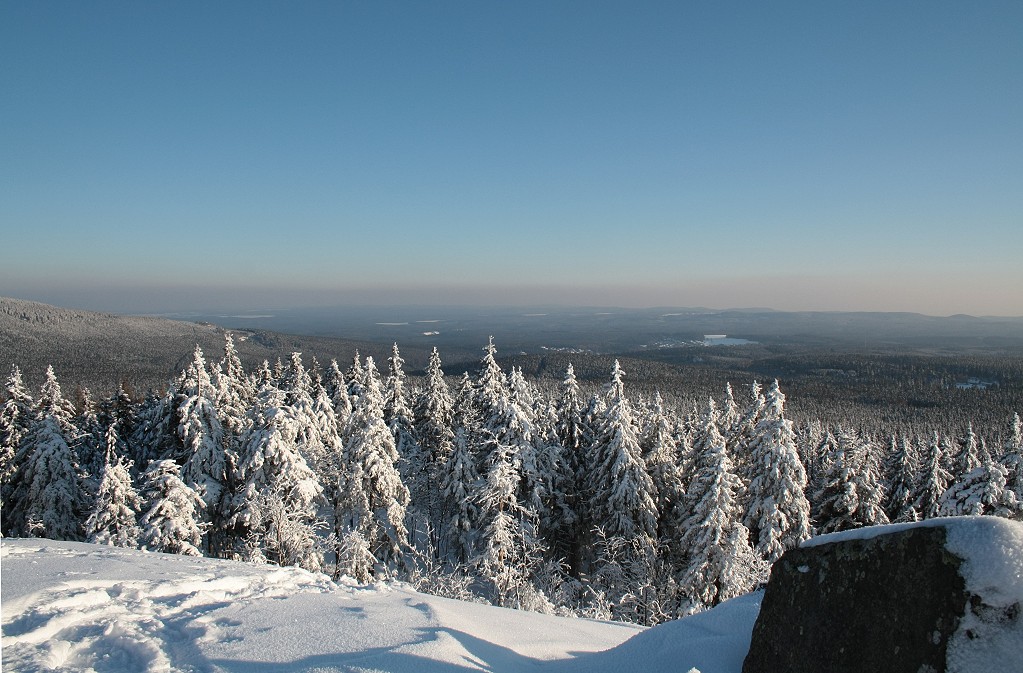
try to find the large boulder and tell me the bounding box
[742,517,1023,673]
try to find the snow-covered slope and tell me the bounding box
[1,540,650,672]
[0,539,762,673]
[9,517,1015,673]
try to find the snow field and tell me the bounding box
[1,540,644,673]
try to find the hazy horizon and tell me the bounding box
[3,3,1021,318]
[4,284,1023,320]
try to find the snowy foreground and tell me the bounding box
[1,539,758,673]
[5,517,1019,673]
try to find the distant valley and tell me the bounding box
[3,297,1022,437]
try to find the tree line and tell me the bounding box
[1,335,1021,625]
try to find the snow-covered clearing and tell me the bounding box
[0,539,759,673]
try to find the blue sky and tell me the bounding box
[2,2,1021,315]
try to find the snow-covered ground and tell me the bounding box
[7,517,1016,673]
[1,539,758,673]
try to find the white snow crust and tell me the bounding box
[7,520,1014,673]
[6,539,764,673]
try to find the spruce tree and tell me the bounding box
[551,364,586,571]
[0,365,33,512]
[643,391,687,547]
[8,415,84,540]
[938,457,1019,518]
[326,359,354,425]
[339,357,411,576]
[850,431,889,526]
[884,435,920,522]
[440,425,480,564]
[231,384,325,570]
[84,424,141,547]
[7,366,85,539]
[1000,413,1023,504]
[813,428,889,532]
[728,380,765,479]
[74,387,106,483]
[411,347,455,543]
[953,423,984,482]
[385,344,424,531]
[743,380,811,563]
[587,361,657,542]
[177,346,229,553]
[913,432,953,520]
[138,459,204,556]
[679,399,765,613]
[214,333,253,444]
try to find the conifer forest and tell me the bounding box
[2,335,1021,626]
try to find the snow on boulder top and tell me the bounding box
[801,516,1023,600]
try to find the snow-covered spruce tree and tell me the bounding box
[643,391,687,550]
[742,380,811,563]
[1002,412,1023,504]
[0,365,33,510]
[678,398,766,614]
[84,424,141,547]
[794,420,825,498]
[385,344,426,539]
[253,359,274,392]
[176,346,229,554]
[326,359,354,426]
[346,350,366,402]
[384,344,415,445]
[470,361,557,603]
[472,337,508,465]
[952,423,984,483]
[812,428,889,533]
[96,383,139,458]
[850,431,889,526]
[806,428,838,505]
[718,383,741,440]
[231,384,325,570]
[36,365,78,433]
[938,455,1020,518]
[575,389,607,549]
[138,459,204,556]
[728,380,766,481]
[338,357,410,577]
[913,431,953,520]
[501,367,550,524]
[214,333,254,446]
[277,352,336,479]
[440,424,480,564]
[884,435,920,522]
[74,388,107,487]
[550,364,586,571]
[472,428,549,611]
[586,361,657,544]
[307,371,345,483]
[410,347,456,548]
[6,366,86,539]
[129,387,177,470]
[452,371,475,430]
[8,414,85,540]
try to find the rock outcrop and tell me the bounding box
[742,519,1023,673]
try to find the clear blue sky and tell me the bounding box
[3,2,1021,315]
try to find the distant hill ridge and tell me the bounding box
[0,297,427,397]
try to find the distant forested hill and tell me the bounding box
[0,297,435,397]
